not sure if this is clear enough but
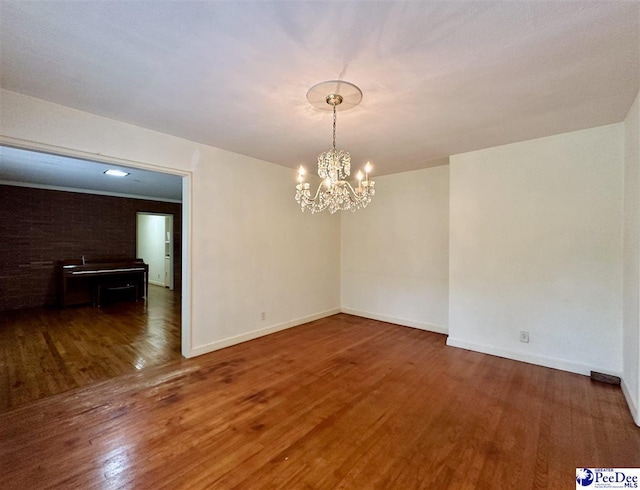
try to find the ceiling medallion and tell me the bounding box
[295,80,375,214]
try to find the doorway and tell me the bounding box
[136,212,174,290]
[0,141,191,357]
[0,143,191,408]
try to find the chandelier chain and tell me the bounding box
[332,104,337,152]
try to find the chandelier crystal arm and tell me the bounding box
[312,181,325,201]
[343,180,363,198]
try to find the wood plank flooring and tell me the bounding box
[0,285,181,410]
[1,313,638,489]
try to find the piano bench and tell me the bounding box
[97,282,138,307]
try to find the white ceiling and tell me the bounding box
[0,146,183,202]
[0,1,638,177]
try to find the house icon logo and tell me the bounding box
[576,468,594,486]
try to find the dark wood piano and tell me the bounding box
[58,258,149,307]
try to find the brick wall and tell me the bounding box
[0,185,182,311]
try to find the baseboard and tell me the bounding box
[621,377,640,427]
[341,307,448,335]
[149,280,164,287]
[446,337,621,378]
[188,307,341,357]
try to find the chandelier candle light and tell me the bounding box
[295,80,375,213]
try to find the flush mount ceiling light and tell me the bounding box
[104,169,129,177]
[295,80,375,214]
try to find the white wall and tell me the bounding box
[137,214,166,286]
[449,124,624,376]
[623,90,640,426]
[0,89,341,357]
[341,166,449,333]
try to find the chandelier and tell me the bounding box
[295,80,375,213]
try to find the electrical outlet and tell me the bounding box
[261,311,266,321]
[520,331,529,343]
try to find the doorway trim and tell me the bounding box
[0,136,193,358]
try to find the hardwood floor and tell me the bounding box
[0,285,181,410]
[0,313,638,489]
